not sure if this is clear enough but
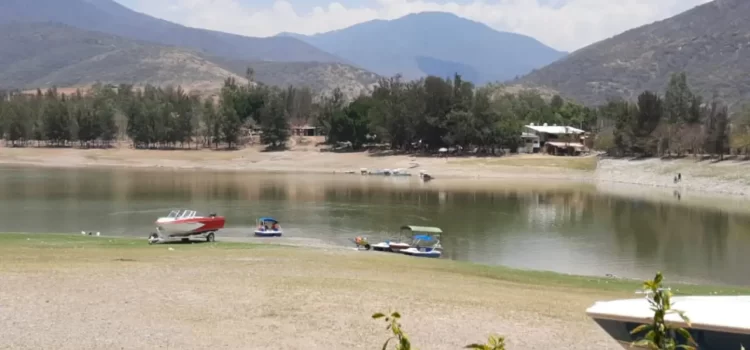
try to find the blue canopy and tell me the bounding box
[258,217,278,223]
[413,234,434,241]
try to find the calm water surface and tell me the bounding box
[1,165,749,286]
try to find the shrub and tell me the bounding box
[630,272,696,350]
[372,311,412,350]
[372,311,505,350]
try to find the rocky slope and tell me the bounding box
[515,0,750,108]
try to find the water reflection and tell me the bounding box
[0,165,749,286]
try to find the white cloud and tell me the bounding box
[122,0,712,52]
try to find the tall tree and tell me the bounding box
[259,91,290,149]
[662,72,693,154]
[703,100,729,159]
[220,104,242,148]
[316,88,346,142]
[632,91,663,155]
[731,104,750,155]
[327,96,373,149]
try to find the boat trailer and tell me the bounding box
[147,229,217,244]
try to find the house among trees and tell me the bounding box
[291,125,320,137]
[519,132,540,153]
[524,123,587,156]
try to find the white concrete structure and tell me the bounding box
[524,123,587,155]
[587,295,750,349]
[519,132,540,153]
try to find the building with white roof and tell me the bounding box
[524,123,587,155]
[525,123,585,135]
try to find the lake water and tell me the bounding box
[1,165,749,286]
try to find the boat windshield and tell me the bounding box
[167,209,199,219]
[409,234,440,247]
[258,217,279,224]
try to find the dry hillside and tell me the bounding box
[515,0,750,108]
[213,59,380,99]
[0,22,379,99]
[0,22,247,92]
[0,0,345,64]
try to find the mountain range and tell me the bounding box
[0,0,379,98]
[0,0,342,63]
[3,0,749,108]
[515,0,750,108]
[0,0,567,96]
[278,12,568,84]
[0,21,381,98]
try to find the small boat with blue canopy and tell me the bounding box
[399,225,443,258]
[254,217,283,237]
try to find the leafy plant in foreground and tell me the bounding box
[373,311,413,350]
[631,272,697,350]
[373,310,508,350]
[465,335,506,350]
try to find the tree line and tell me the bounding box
[594,72,750,159]
[2,70,747,157]
[0,78,315,149]
[0,73,596,153]
[316,74,596,153]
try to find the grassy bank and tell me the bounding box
[1,233,745,295]
[1,233,746,349]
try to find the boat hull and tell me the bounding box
[589,317,750,350]
[254,230,282,237]
[156,217,225,237]
[372,243,392,252]
[388,242,410,251]
[400,248,441,258]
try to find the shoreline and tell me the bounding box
[6,232,749,291]
[2,145,750,203]
[3,232,747,294]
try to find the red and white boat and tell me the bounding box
[148,209,225,244]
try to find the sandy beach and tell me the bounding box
[0,141,593,180]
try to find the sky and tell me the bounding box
[115,0,712,52]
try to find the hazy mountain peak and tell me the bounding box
[282,11,566,84]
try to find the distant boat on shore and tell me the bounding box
[254,217,283,237]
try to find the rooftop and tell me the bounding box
[526,124,585,134]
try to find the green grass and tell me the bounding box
[0,232,263,250]
[438,261,749,295]
[1,232,747,296]
[449,155,598,171]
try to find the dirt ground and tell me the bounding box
[0,140,595,181]
[0,234,631,350]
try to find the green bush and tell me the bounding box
[630,272,696,350]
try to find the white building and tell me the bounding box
[519,132,540,153]
[524,123,586,155]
